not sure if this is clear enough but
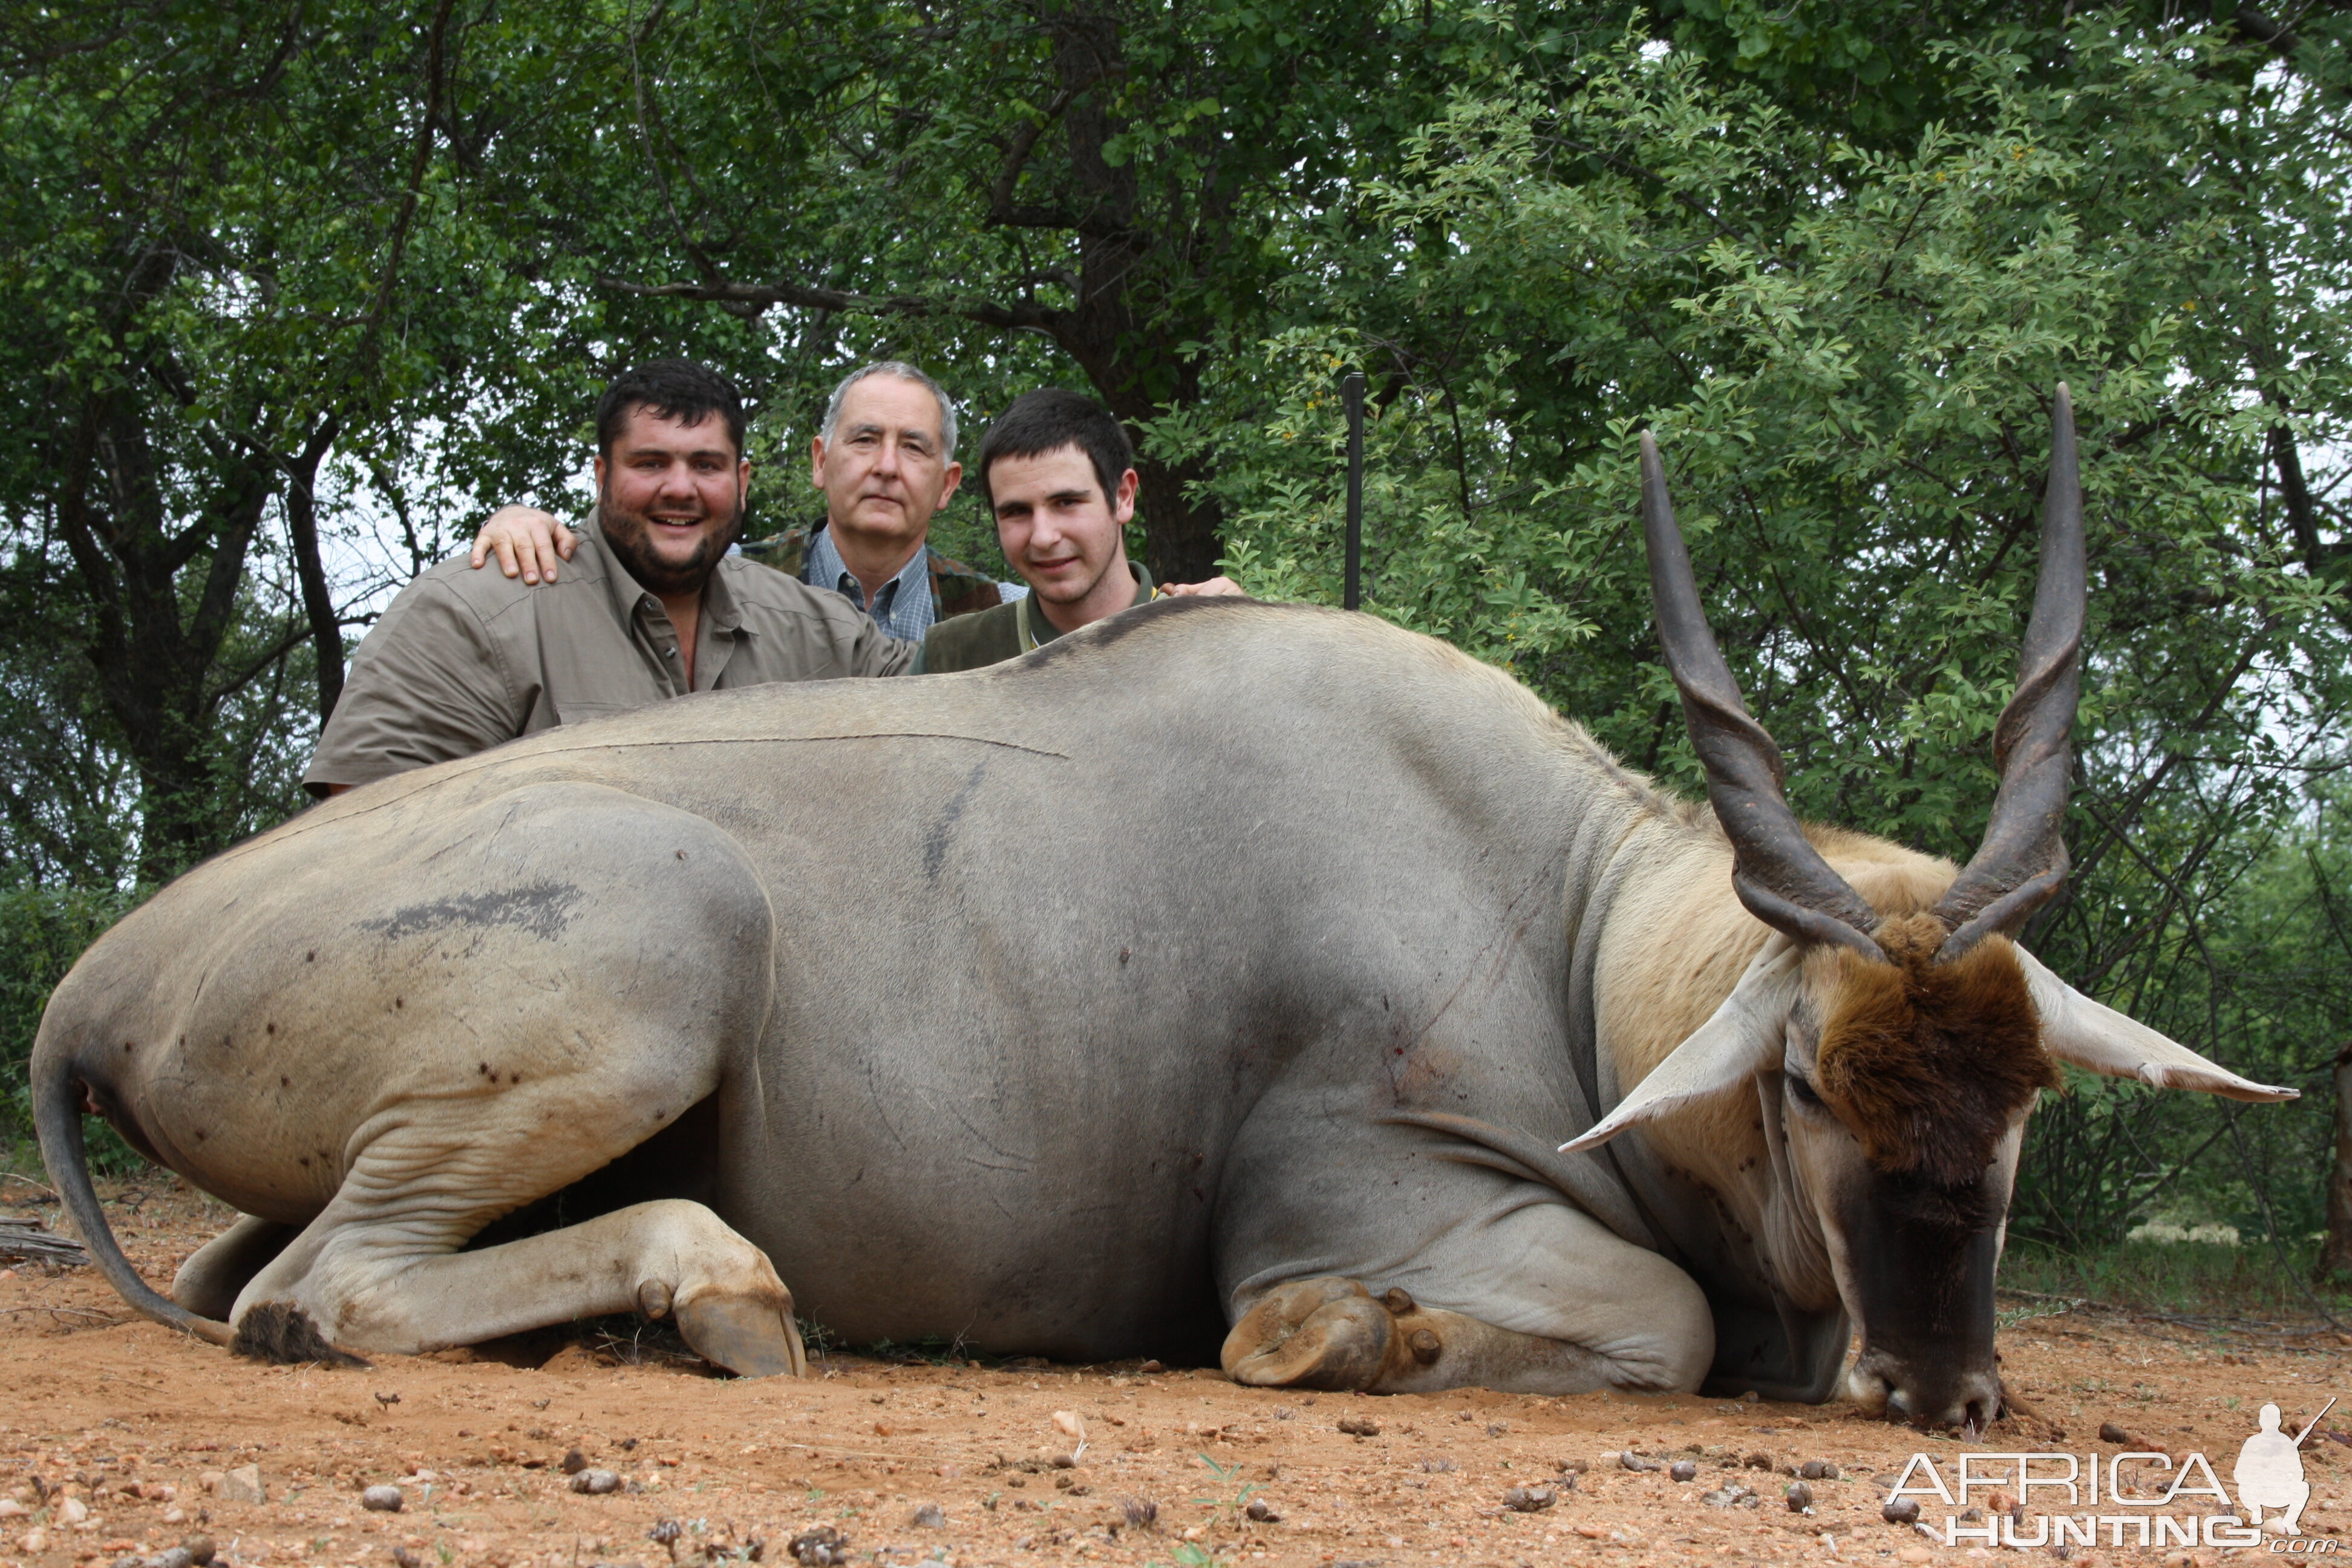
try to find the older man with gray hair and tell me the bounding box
[472,360,1022,636]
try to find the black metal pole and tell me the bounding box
[1342,371,1365,610]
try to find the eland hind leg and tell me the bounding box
[216,781,799,1376]
[173,1215,298,1321]
[224,1091,803,1377]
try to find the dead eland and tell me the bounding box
[33,385,2290,1429]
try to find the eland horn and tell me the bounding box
[1926,384,2086,961]
[1641,433,1886,962]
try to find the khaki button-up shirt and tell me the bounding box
[304,520,915,794]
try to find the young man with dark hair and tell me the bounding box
[304,359,913,797]
[918,388,1234,672]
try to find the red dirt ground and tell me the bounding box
[2,1177,2347,1568]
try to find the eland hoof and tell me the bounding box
[1221,1277,1442,1391]
[673,1292,807,1379]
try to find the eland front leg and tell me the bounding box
[1223,1276,1674,1394]
[1218,1197,1711,1395]
[1215,1101,1713,1395]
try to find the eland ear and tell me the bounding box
[1561,940,1803,1154]
[2014,947,2296,1103]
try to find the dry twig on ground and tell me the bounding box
[0,1215,88,1267]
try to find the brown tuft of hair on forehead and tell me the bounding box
[1813,911,2058,1186]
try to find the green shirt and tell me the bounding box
[916,564,1154,673]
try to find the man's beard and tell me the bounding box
[598,488,743,596]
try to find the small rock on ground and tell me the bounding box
[787,1526,851,1566]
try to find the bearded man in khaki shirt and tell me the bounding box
[305,360,912,797]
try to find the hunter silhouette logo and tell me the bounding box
[2235,1397,2331,1535]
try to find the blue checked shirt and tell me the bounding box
[803,524,936,642]
[802,524,1025,641]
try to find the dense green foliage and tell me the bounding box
[0,886,138,1169]
[1,1,2347,1298]
[0,0,545,884]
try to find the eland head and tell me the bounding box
[1565,385,2294,1431]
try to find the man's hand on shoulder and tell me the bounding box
[1160,575,1246,598]
[468,505,578,584]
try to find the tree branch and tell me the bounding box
[2270,417,2342,574]
[50,393,129,667]
[283,414,344,724]
[2063,630,2271,924]
[986,65,1125,229]
[356,0,454,359]
[2232,4,2303,56]
[207,618,315,705]
[595,274,1063,333]
[182,455,274,668]
[1535,132,1748,247]
[623,0,736,292]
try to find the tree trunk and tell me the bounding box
[1129,446,1225,584]
[1031,8,1226,583]
[285,416,347,724]
[130,715,237,889]
[54,377,281,885]
[1073,344,1226,583]
[2321,1041,2352,1280]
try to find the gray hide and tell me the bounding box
[38,598,1840,1393]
